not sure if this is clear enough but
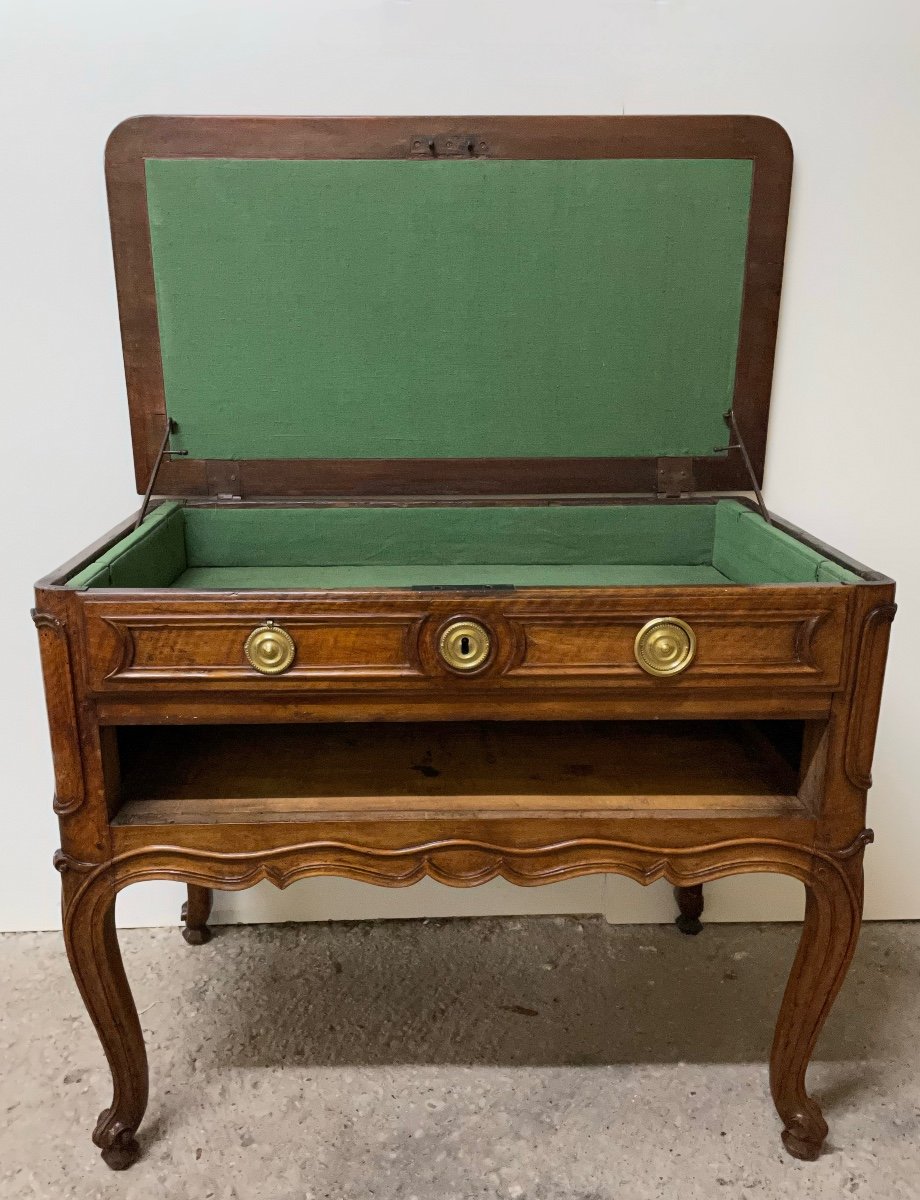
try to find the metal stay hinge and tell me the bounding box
[135,419,187,528]
[713,409,772,525]
[656,457,695,499]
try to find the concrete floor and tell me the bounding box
[1,916,919,1200]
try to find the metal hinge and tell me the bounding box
[135,419,187,528]
[205,460,242,500]
[656,456,695,498]
[408,133,489,158]
[713,409,772,524]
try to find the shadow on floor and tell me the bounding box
[143,915,901,1070]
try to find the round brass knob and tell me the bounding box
[244,622,296,675]
[438,619,492,673]
[634,617,696,678]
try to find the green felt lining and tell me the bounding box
[146,157,753,461]
[67,502,186,589]
[181,504,715,567]
[173,564,732,589]
[66,501,859,590]
[713,503,858,585]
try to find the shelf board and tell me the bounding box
[113,720,807,826]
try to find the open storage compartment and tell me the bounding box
[110,719,815,825]
[68,501,860,590]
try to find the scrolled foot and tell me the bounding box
[673,884,704,935]
[675,914,703,935]
[180,900,213,945]
[780,1109,828,1161]
[782,1128,822,1162]
[181,886,213,945]
[93,1109,141,1171]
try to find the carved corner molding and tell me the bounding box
[99,616,137,679]
[32,611,86,816]
[844,604,897,791]
[54,849,99,875]
[793,612,827,670]
[32,610,65,634]
[828,828,874,859]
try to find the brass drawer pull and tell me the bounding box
[635,617,696,678]
[438,619,491,672]
[244,622,296,675]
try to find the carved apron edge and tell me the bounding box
[60,835,865,906]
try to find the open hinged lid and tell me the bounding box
[105,115,792,500]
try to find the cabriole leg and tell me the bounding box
[674,884,704,935]
[61,870,148,1170]
[181,884,213,945]
[770,852,864,1161]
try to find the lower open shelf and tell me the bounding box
[111,719,810,825]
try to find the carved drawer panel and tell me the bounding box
[507,601,849,688]
[82,605,425,688]
[80,591,850,696]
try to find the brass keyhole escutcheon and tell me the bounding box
[634,617,696,678]
[438,619,492,673]
[244,622,296,676]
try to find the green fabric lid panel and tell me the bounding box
[145,158,754,461]
[181,503,715,568]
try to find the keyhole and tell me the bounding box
[439,620,490,671]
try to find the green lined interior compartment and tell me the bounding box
[145,157,753,462]
[67,502,187,589]
[67,501,859,590]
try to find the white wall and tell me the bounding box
[2,0,918,932]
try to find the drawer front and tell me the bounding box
[80,591,849,694]
[82,606,426,687]
[508,607,846,686]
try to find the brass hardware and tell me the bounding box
[634,617,696,678]
[244,622,296,675]
[438,619,492,672]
